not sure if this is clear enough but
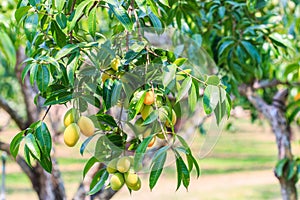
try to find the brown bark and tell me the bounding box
[242,86,297,200]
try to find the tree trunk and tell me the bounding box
[244,87,297,200]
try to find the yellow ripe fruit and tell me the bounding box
[117,157,131,173]
[63,123,80,147]
[125,172,139,187]
[141,105,153,120]
[111,58,120,71]
[294,93,300,101]
[127,177,141,191]
[147,136,156,148]
[110,173,125,191]
[106,158,118,174]
[166,109,177,127]
[77,116,95,137]
[143,91,155,105]
[156,132,165,139]
[63,108,78,127]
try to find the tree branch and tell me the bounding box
[0,96,27,130]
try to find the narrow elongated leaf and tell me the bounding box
[142,110,158,126]
[111,80,122,107]
[37,65,50,93]
[40,154,52,173]
[175,152,190,190]
[176,76,192,103]
[162,64,176,88]
[108,4,133,31]
[134,135,155,171]
[174,58,187,66]
[149,151,167,190]
[218,40,234,56]
[25,133,41,161]
[149,12,162,30]
[21,63,35,83]
[88,7,97,37]
[241,41,261,63]
[35,122,52,155]
[80,134,97,155]
[83,157,98,178]
[10,131,25,159]
[188,82,197,112]
[88,170,109,195]
[15,6,31,23]
[0,30,16,67]
[24,145,32,167]
[93,114,118,127]
[55,44,78,60]
[69,0,93,31]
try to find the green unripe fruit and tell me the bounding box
[125,172,139,187]
[110,173,125,191]
[63,108,79,127]
[63,123,80,147]
[127,177,141,191]
[117,157,131,173]
[106,158,118,174]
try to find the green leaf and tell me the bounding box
[108,4,133,31]
[162,64,176,88]
[0,30,16,67]
[173,58,187,66]
[142,110,158,126]
[111,79,122,107]
[10,131,25,159]
[149,150,167,190]
[218,40,234,56]
[103,79,113,109]
[176,76,192,103]
[202,85,219,115]
[55,0,65,11]
[24,13,38,42]
[35,122,52,155]
[40,154,52,173]
[15,6,31,23]
[241,41,261,64]
[134,135,155,171]
[37,65,50,93]
[188,82,197,112]
[175,151,190,190]
[24,133,41,161]
[43,91,73,106]
[24,145,32,167]
[287,160,296,180]
[206,75,220,86]
[88,170,109,195]
[52,21,66,48]
[80,134,97,155]
[146,0,159,16]
[83,157,98,178]
[93,114,118,127]
[88,7,97,37]
[275,158,288,177]
[160,0,169,7]
[128,91,146,120]
[69,0,93,31]
[55,44,78,60]
[29,63,38,86]
[149,12,162,31]
[21,63,35,83]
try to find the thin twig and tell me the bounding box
[42,106,52,121]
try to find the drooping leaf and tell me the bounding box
[88,170,109,195]
[134,135,155,171]
[176,76,192,103]
[69,0,94,31]
[24,133,41,161]
[88,7,97,37]
[35,122,52,155]
[83,157,98,178]
[10,131,25,159]
[108,3,133,31]
[149,150,167,190]
[36,65,50,93]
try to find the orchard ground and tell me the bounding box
[1,117,300,200]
